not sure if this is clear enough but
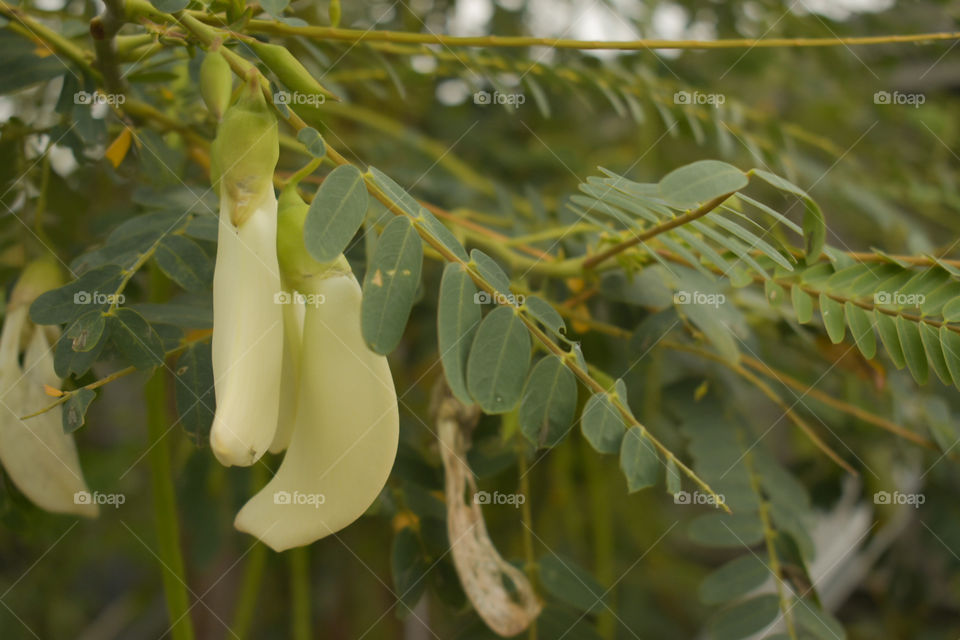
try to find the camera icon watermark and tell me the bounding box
[473,291,525,306]
[673,91,725,107]
[74,490,126,508]
[673,490,726,508]
[274,290,326,307]
[273,490,326,508]
[274,91,326,107]
[74,290,125,305]
[473,490,526,508]
[473,90,526,109]
[873,91,925,108]
[673,290,725,308]
[873,490,924,508]
[873,291,924,307]
[74,90,126,106]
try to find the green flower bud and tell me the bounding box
[210,73,279,227]
[248,41,339,109]
[276,184,348,286]
[199,45,233,120]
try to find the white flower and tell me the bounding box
[209,191,284,466]
[0,267,97,518]
[234,271,399,551]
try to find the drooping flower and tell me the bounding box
[0,261,98,517]
[233,187,399,551]
[208,74,284,467]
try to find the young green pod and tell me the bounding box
[248,41,339,109]
[234,270,399,550]
[199,45,233,120]
[0,263,97,517]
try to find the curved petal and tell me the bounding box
[269,289,304,454]
[235,273,399,550]
[210,193,284,466]
[0,315,97,517]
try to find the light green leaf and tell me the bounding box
[361,216,424,354]
[751,169,826,259]
[940,325,960,390]
[819,293,846,343]
[658,160,747,209]
[844,302,876,359]
[523,295,566,336]
[875,311,906,369]
[65,311,106,353]
[791,286,814,324]
[296,126,326,157]
[919,322,952,386]
[896,315,928,384]
[470,249,514,299]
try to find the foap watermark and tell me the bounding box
[474,291,525,306]
[874,490,924,508]
[473,90,525,108]
[273,490,326,508]
[673,490,726,508]
[74,291,125,305]
[274,91,326,107]
[74,490,125,508]
[673,290,725,308]
[474,490,525,508]
[674,91,725,107]
[874,91,925,108]
[74,90,126,106]
[274,290,326,307]
[873,291,924,307]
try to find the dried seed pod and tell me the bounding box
[434,385,542,637]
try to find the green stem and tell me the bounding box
[584,448,615,639]
[517,450,537,640]
[145,268,195,640]
[289,547,312,640]
[231,464,270,639]
[208,14,960,51]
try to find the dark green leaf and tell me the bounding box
[538,554,607,614]
[154,235,213,292]
[688,513,764,547]
[875,311,906,369]
[466,307,531,413]
[581,392,626,454]
[709,594,780,640]
[819,293,845,343]
[30,265,124,326]
[844,302,876,359]
[361,216,423,354]
[896,315,928,384]
[62,389,96,434]
[109,308,165,370]
[173,342,215,444]
[391,527,428,614]
[519,355,577,448]
[523,296,566,336]
[470,249,514,300]
[751,169,826,259]
[305,165,368,262]
[698,554,770,605]
[619,427,659,492]
[437,263,481,406]
[65,311,106,353]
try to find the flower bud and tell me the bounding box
[210,72,279,228]
[199,44,232,121]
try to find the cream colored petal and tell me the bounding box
[235,273,399,551]
[0,320,97,517]
[268,290,304,454]
[210,193,284,466]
